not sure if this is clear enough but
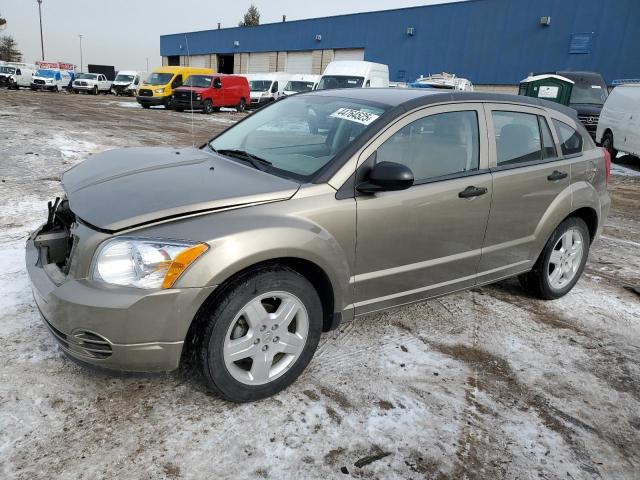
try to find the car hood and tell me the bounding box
[569,104,603,116]
[62,147,299,232]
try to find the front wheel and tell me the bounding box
[197,266,323,402]
[92,86,98,95]
[202,99,213,114]
[602,131,618,161]
[519,217,590,300]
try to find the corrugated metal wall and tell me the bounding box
[160,0,640,84]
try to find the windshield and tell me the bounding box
[183,75,213,88]
[35,69,56,78]
[569,80,608,105]
[0,66,16,74]
[115,74,134,82]
[285,81,315,93]
[76,73,98,80]
[249,80,272,92]
[146,72,174,85]
[209,95,388,181]
[316,76,364,90]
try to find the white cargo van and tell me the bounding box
[596,83,640,159]
[283,74,320,95]
[0,64,35,89]
[316,61,389,90]
[31,68,72,91]
[244,72,291,108]
[112,70,146,96]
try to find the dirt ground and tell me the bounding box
[1,89,639,480]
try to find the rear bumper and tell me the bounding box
[136,95,170,107]
[25,233,215,372]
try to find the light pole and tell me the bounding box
[36,0,44,61]
[78,34,83,72]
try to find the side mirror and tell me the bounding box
[356,161,414,194]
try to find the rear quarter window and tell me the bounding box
[553,120,583,156]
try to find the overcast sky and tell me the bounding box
[1,0,459,71]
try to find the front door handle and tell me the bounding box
[458,186,488,199]
[547,170,568,181]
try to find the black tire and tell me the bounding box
[519,217,590,300]
[237,98,246,112]
[197,266,323,402]
[602,131,618,162]
[73,89,79,94]
[173,106,185,112]
[202,99,213,114]
[141,104,151,109]
[213,106,221,112]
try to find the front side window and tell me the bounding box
[553,120,583,156]
[209,96,388,181]
[377,111,479,182]
[171,75,183,88]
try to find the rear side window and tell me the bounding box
[492,111,542,166]
[553,120,583,156]
[377,111,479,182]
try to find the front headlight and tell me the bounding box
[196,94,201,100]
[92,238,208,289]
[154,87,165,94]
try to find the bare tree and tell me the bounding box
[0,12,6,28]
[0,35,22,62]
[238,4,260,27]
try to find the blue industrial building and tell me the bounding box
[160,0,640,85]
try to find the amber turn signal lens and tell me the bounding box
[161,243,209,289]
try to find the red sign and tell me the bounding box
[36,61,75,70]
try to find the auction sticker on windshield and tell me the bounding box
[330,108,380,125]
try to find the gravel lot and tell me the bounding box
[1,89,639,480]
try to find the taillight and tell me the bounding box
[601,147,611,186]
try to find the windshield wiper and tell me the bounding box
[216,149,272,171]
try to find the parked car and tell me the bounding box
[72,73,112,95]
[30,68,72,92]
[0,64,35,89]
[136,66,214,109]
[555,71,608,139]
[244,72,291,108]
[283,74,320,95]
[316,61,389,90]
[111,70,146,96]
[596,83,640,160]
[26,90,610,402]
[171,74,250,113]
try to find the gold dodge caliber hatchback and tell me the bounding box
[27,89,611,402]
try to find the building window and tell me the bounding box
[167,55,180,66]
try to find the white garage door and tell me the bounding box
[248,53,271,73]
[187,55,207,68]
[333,49,365,62]
[286,51,313,74]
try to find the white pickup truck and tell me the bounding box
[72,73,112,94]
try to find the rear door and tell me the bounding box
[354,103,492,315]
[477,104,571,283]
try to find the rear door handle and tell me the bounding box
[458,186,488,199]
[547,170,568,181]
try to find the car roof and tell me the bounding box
[303,88,578,117]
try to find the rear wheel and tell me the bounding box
[237,98,246,112]
[202,99,213,114]
[197,266,323,402]
[519,217,590,300]
[141,104,150,109]
[602,131,618,161]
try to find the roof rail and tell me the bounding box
[612,79,640,85]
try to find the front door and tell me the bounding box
[354,104,492,315]
[476,104,572,283]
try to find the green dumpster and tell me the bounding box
[519,74,574,105]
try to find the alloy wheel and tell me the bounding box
[223,291,309,386]
[547,228,584,290]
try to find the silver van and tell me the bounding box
[26,89,610,402]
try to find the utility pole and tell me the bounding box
[36,0,44,61]
[146,57,149,72]
[78,34,83,72]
